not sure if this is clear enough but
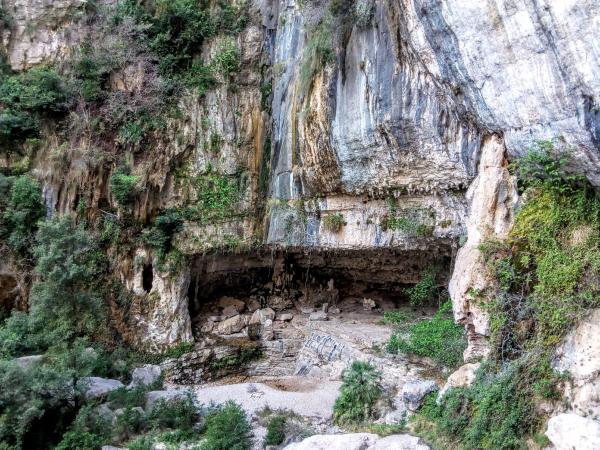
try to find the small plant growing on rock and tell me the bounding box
[333,361,382,427]
[323,212,346,233]
[110,167,139,207]
[406,266,439,306]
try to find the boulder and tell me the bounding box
[546,413,600,450]
[15,355,44,369]
[128,364,162,389]
[438,363,480,400]
[267,295,294,311]
[95,403,115,423]
[401,380,438,411]
[222,305,242,319]
[217,296,245,314]
[246,297,261,312]
[370,434,431,450]
[216,315,246,335]
[283,433,379,450]
[276,313,294,321]
[77,377,124,400]
[145,390,190,411]
[309,311,329,321]
[249,308,276,325]
[262,319,275,341]
[102,446,125,450]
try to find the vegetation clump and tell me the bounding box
[323,212,346,233]
[201,401,252,450]
[110,167,140,207]
[414,140,600,449]
[333,361,382,427]
[386,302,465,368]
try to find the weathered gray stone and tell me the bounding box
[401,380,438,411]
[276,313,294,321]
[283,433,379,450]
[438,363,480,401]
[128,364,162,389]
[77,377,124,400]
[216,315,246,335]
[309,311,329,321]
[249,308,276,325]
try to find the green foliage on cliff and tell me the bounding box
[110,167,140,207]
[299,17,335,94]
[0,67,71,145]
[142,208,184,261]
[1,175,45,254]
[333,361,382,427]
[415,141,599,449]
[323,212,346,233]
[416,355,561,450]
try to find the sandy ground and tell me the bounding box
[193,376,342,420]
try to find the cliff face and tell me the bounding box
[1,0,599,445]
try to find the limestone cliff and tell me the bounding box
[0,0,599,447]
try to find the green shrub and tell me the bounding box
[323,212,345,233]
[0,109,39,143]
[55,430,103,450]
[147,393,198,431]
[419,356,560,450]
[333,361,382,427]
[264,415,287,446]
[405,267,439,306]
[388,302,465,368]
[110,167,139,206]
[27,217,104,348]
[149,0,216,76]
[201,401,252,450]
[0,67,70,112]
[142,208,184,260]
[211,39,240,76]
[1,175,45,253]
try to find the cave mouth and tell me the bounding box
[187,246,453,339]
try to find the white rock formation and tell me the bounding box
[546,413,600,450]
[283,433,431,450]
[553,309,600,419]
[449,135,518,360]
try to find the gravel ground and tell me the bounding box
[193,376,342,420]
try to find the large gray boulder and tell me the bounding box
[128,364,162,389]
[77,377,124,400]
[14,355,44,369]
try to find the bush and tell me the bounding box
[110,167,139,206]
[0,67,70,112]
[264,415,287,446]
[55,430,103,450]
[405,267,439,306]
[147,394,198,431]
[201,401,252,450]
[419,356,559,450]
[333,361,382,427]
[142,208,184,260]
[211,39,240,77]
[1,175,46,253]
[299,17,335,94]
[323,212,345,233]
[387,302,465,368]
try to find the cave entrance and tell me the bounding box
[186,247,453,339]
